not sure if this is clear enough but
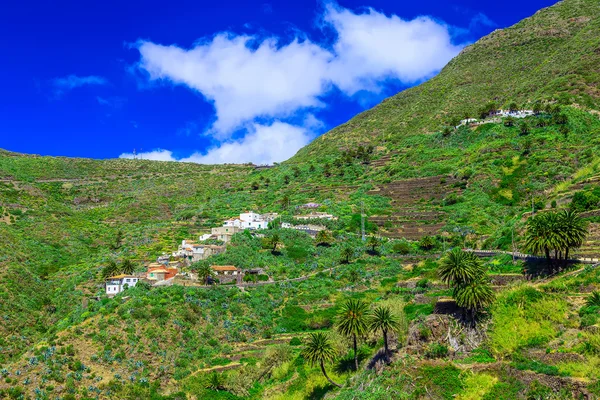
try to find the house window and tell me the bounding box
[125,279,130,283]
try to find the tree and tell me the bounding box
[121,259,135,275]
[438,249,493,324]
[269,234,282,254]
[302,332,341,388]
[453,277,495,323]
[559,210,587,262]
[283,175,290,185]
[523,210,587,271]
[101,261,120,279]
[194,263,214,284]
[369,306,401,357]
[419,236,435,251]
[504,116,515,127]
[508,101,519,112]
[438,248,483,288]
[205,371,226,391]
[340,246,354,264]
[337,299,370,371]
[251,181,259,190]
[367,236,380,254]
[315,230,334,247]
[532,102,542,115]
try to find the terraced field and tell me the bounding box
[368,176,462,239]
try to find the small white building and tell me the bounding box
[105,274,138,296]
[223,211,274,230]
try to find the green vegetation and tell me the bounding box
[3,0,600,398]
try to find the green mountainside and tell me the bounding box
[2,0,600,398]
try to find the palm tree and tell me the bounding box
[121,259,135,275]
[315,230,334,247]
[337,299,370,370]
[269,234,282,254]
[302,332,341,388]
[369,306,401,357]
[438,248,483,289]
[101,260,120,279]
[454,277,495,324]
[194,263,214,284]
[559,210,587,263]
[340,246,354,264]
[524,212,566,271]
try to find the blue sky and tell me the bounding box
[0,0,557,164]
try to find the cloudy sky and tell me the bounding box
[0,0,557,164]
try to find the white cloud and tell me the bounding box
[135,3,463,137]
[120,121,313,165]
[138,36,332,136]
[324,4,463,93]
[53,75,107,90]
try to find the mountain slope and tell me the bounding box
[294,0,600,160]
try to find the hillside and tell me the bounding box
[295,0,600,161]
[2,0,600,398]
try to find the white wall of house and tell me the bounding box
[105,277,139,296]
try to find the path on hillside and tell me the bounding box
[465,249,600,265]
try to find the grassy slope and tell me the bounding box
[294,0,600,161]
[1,0,600,398]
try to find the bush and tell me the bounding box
[392,241,412,255]
[289,337,302,346]
[425,343,449,359]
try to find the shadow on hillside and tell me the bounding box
[334,349,370,373]
[307,383,334,400]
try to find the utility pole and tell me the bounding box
[532,197,535,215]
[133,148,137,160]
[361,200,366,242]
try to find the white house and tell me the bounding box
[222,211,277,230]
[105,274,138,296]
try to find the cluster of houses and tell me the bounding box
[459,109,535,127]
[104,209,333,296]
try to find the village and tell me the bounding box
[104,206,338,296]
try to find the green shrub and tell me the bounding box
[425,343,449,359]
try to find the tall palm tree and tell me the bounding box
[525,212,569,271]
[559,210,587,262]
[454,277,495,324]
[337,299,370,370]
[302,332,341,388]
[438,248,483,289]
[369,306,401,357]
